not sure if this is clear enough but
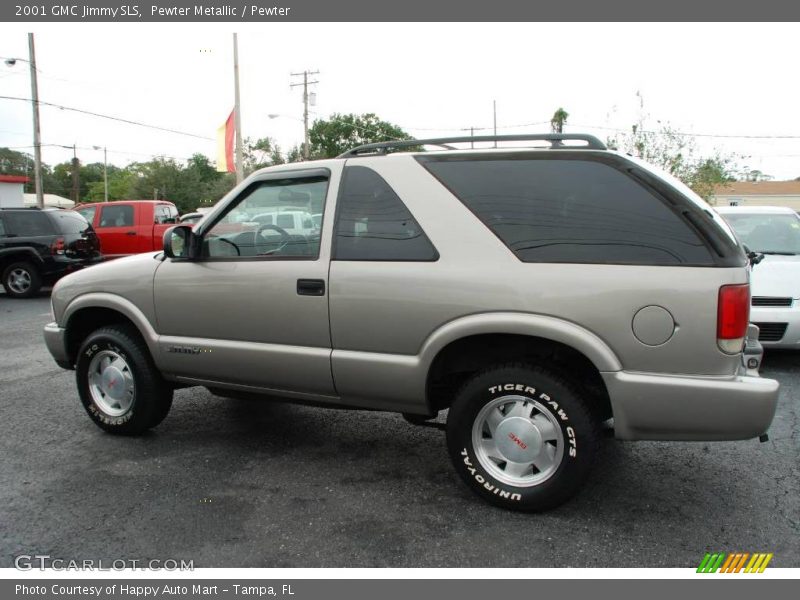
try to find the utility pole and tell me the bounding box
[71,144,80,203]
[102,146,108,202]
[290,70,319,160]
[493,100,497,147]
[232,33,244,183]
[28,33,43,208]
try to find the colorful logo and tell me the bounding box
[697,552,773,573]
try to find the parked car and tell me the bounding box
[44,134,778,511]
[249,210,317,235]
[0,207,101,298]
[716,205,800,348]
[73,200,179,259]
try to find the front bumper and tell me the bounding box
[43,322,72,369]
[750,304,800,348]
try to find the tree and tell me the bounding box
[605,95,739,201]
[686,156,736,201]
[0,147,32,176]
[242,137,285,174]
[739,168,773,182]
[285,145,304,163]
[308,113,412,159]
[550,108,569,134]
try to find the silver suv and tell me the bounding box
[43,134,779,511]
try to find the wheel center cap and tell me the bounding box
[101,366,125,400]
[495,416,543,463]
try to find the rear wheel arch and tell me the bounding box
[0,248,45,270]
[425,331,613,421]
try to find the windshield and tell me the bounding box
[721,212,800,254]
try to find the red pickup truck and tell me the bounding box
[73,200,179,259]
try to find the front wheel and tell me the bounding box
[446,363,600,511]
[76,325,173,435]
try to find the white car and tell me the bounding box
[716,205,800,348]
[249,210,317,236]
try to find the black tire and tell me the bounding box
[2,261,42,298]
[75,324,173,435]
[446,363,599,511]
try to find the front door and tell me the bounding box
[153,167,338,398]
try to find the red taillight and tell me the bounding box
[718,284,750,354]
[50,237,65,255]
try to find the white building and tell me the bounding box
[712,181,800,210]
[0,175,28,208]
[23,193,74,208]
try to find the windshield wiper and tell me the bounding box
[759,251,797,255]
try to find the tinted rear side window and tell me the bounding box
[3,211,55,237]
[333,166,438,261]
[421,157,713,265]
[50,211,91,235]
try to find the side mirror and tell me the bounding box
[742,244,764,267]
[163,225,196,259]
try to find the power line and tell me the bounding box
[570,123,800,140]
[406,121,550,132]
[3,142,193,162]
[0,95,214,141]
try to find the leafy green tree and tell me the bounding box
[243,137,285,174]
[308,113,412,159]
[0,147,32,176]
[85,169,137,202]
[606,95,739,200]
[285,145,304,163]
[550,108,569,134]
[686,157,736,201]
[739,168,773,182]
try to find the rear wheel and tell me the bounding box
[76,325,173,435]
[2,261,42,298]
[446,363,599,511]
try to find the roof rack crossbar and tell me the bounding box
[337,133,607,158]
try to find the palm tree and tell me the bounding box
[550,108,569,134]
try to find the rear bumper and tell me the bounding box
[42,255,104,282]
[603,369,779,441]
[43,322,72,369]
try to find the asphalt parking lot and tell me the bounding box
[1,292,798,568]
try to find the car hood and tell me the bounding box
[51,252,163,323]
[751,254,800,299]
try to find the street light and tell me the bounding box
[3,34,44,208]
[92,146,108,202]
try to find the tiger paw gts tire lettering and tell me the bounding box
[447,364,600,511]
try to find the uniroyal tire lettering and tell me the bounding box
[460,448,521,501]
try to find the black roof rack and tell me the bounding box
[337,133,607,158]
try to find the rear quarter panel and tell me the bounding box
[329,155,745,378]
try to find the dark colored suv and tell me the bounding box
[0,208,101,298]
